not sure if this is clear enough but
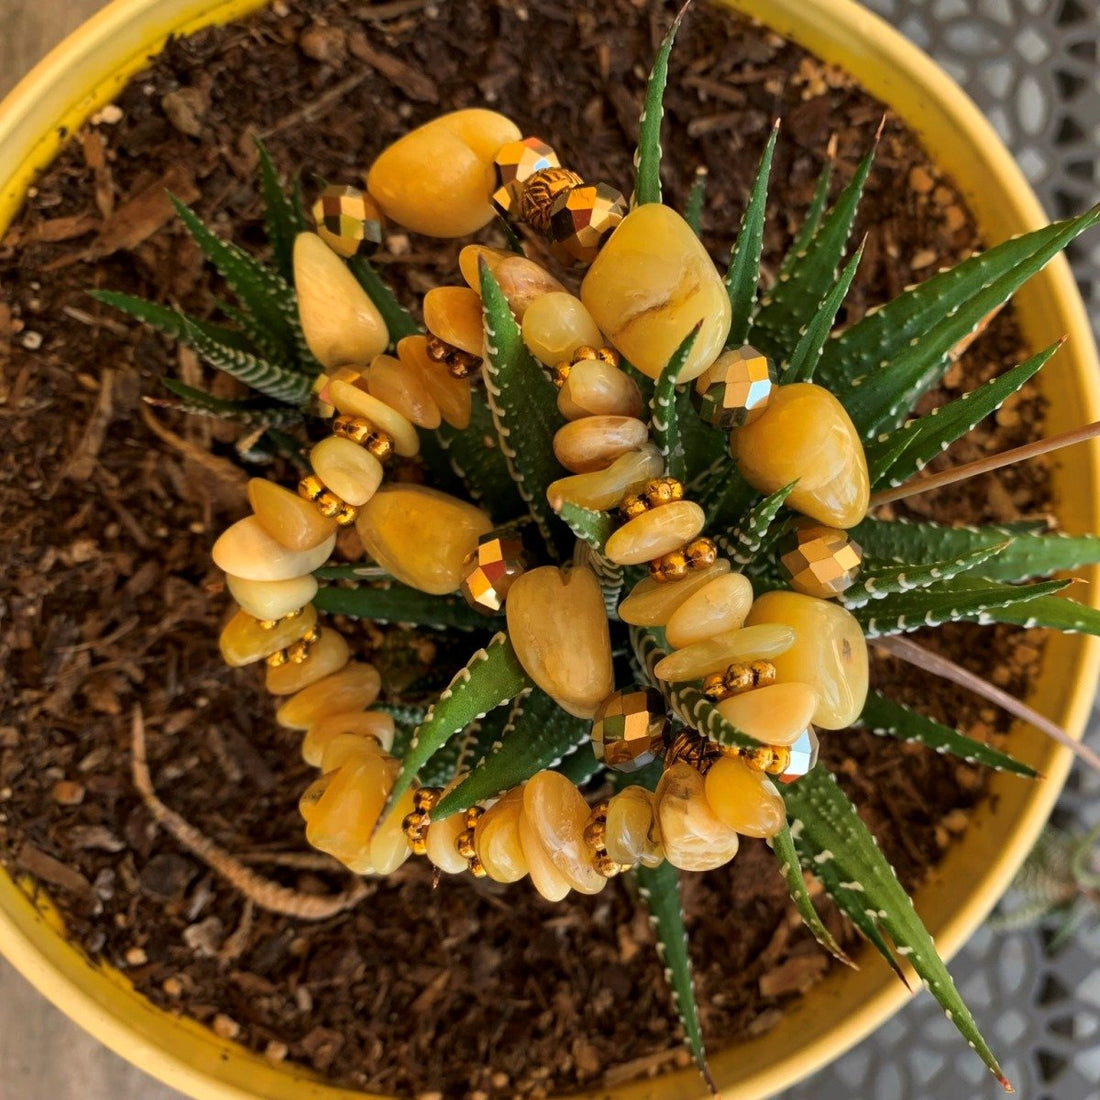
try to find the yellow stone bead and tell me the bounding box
[275,662,382,729]
[704,755,786,839]
[492,257,568,320]
[664,572,754,649]
[521,292,603,367]
[714,682,817,746]
[370,785,416,875]
[744,590,868,729]
[328,379,420,457]
[731,383,870,529]
[458,244,513,290]
[605,500,706,567]
[247,478,337,552]
[518,806,573,901]
[423,286,484,358]
[522,771,606,895]
[266,629,350,695]
[218,605,318,668]
[356,485,493,595]
[654,623,797,682]
[365,353,441,430]
[302,711,395,766]
[580,204,731,382]
[546,444,664,513]
[604,786,663,869]
[655,762,740,872]
[396,335,472,430]
[309,435,384,507]
[318,730,386,776]
[617,560,733,627]
[475,788,528,883]
[225,573,318,621]
[557,359,643,421]
[505,565,614,719]
[212,516,336,582]
[552,415,649,474]
[366,109,521,237]
[293,232,388,369]
[425,811,470,874]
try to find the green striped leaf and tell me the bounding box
[256,139,304,284]
[684,167,708,236]
[651,324,702,483]
[968,592,1100,635]
[633,4,687,205]
[157,379,302,427]
[311,582,493,631]
[715,483,794,566]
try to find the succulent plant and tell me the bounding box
[97,9,1100,1093]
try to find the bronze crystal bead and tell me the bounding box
[778,726,819,783]
[778,522,863,599]
[548,182,628,265]
[519,167,584,233]
[695,344,776,430]
[312,184,383,259]
[590,687,669,774]
[459,533,527,615]
[491,136,560,218]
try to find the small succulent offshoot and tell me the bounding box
[97,6,1100,1093]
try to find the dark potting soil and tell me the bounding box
[0,0,1056,1096]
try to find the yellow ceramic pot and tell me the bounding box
[1,1,1097,1097]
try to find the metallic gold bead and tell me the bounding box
[548,182,628,265]
[749,659,776,687]
[778,726,820,784]
[459,532,527,615]
[364,430,395,462]
[568,345,619,368]
[665,728,723,775]
[778,522,863,600]
[618,493,649,521]
[740,745,791,775]
[467,854,488,878]
[403,811,429,855]
[550,360,572,387]
[593,851,627,878]
[519,167,584,233]
[649,549,689,583]
[455,829,477,860]
[426,334,481,380]
[313,492,342,519]
[684,537,717,569]
[335,502,358,526]
[583,803,609,851]
[591,687,669,774]
[286,626,320,664]
[258,618,279,631]
[332,415,372,445]
[265,649,288,668]
[491,136,560,218]
[642,477,684,509]
[298,474,325,502]
[464,806,485,830]
[695,344,776,430]
[312,184,383,259]
[414,787,443,814]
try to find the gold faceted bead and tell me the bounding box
[414,786,443,814]
[548,182,628,265]
[649,549,689,584]
[590,687,669,774]
[491,136,560,218]
[455,829,477,861]
[312,184,383,259]
[459,532,527,615]
[519,167,584,233]
[695,344,776,430]
[642,477,684,509]
[778,522,863,599]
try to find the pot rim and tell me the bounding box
[1,1,1097,1098]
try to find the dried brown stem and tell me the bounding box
[130,707,368,920]
[873,635,1100,776]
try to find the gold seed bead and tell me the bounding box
[702,659,777,701]
[550,360,572,387]
[618,492,648,521]
[464,806,485,831]
[265,649,288,668]
[519,167,584,233]
[264,623,320,667]
[643,477,684,509]
[750,659,777,687]
[455,829,477,861]
[403,811,429,855]
[570,345,620,369]
[467,854,488,878]
[298,474,325,502]
[583,801,609,851]
[414,787,443,814]
[684,537,718,569]
[593,851,629,878]
[425,334,481,379]
[740,745,792,775]
[333,414,372,446]
[648,549,689,584]
[298,476,358,525]
[257,607,303,632]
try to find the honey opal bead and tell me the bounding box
[664,572,754,649]
[522,771,606,894]
[426,803,470,874]
[617,560,733,627]
[506,566,614,719]
[655,762,740,872]
[605,500,706,567]
[356,485,493,595]
[397,335,472,429]
[302,711,395,767]
[213,516,336,582]
[276,661,382,729]
[580,203,731,382]
[557,359,643,421]
[423,286,484,358]
[745,591,868,729]
[226,573,318,621]
[218,604,319,668]
[553,415,649,474]
[654,623,797,682]
[704,756,786,839]
[248,478,337,552]
[518,806,573,901]
[546,444,664,513]
[493,257,568,320]
[265,629,350,695]
[293,233,388,369]
[329,379,420,457]
[458,244,513,290]
[604,786,663,869]
[475,788,529,883]
[366,353,441,429]
[366,109,521,237]
[310,435,384,506]
[715,682,817,747]
[731,382,870,529]
[370,785,416,875]
[521,292,603,367]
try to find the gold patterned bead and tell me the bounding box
[590,687,668,774]
[694,344,776,430]
[548,182,629,265]
[464,806,485,831]
[649,549,689,583]
[665,728,723,775]
[455,829,477,861]
[460,533,527,615]
[312,184,383,259]
[778,522,863,600]
[684,537,718,569]
[751,659,777,687]
[414,787,443,814]
[519,167,584,233]
[491,136,560,218]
